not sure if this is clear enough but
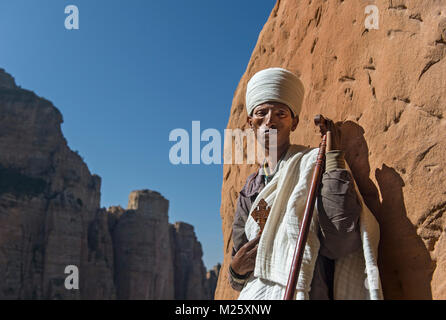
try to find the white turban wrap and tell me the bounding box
[245,67,305,117]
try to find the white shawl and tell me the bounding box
[240,145,383,300]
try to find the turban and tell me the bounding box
[245,67,305,117]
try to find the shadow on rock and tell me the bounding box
[337,121,434,299]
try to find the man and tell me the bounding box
[228,67,382,300]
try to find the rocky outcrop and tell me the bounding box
[0,69,219,300]
[0,68,16,89]
[216,0,446,300]
[170,222,208,299]
[0,67,103,299]
[112,191,174,299]
[205,263,221,299]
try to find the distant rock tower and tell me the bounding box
[113,190,174,299]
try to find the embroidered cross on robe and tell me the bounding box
[251,198,270,236]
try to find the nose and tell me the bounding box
[265,110,278,129]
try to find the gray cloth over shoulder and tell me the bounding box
[228,150,362,300]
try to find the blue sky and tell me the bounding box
[0,0,275,269]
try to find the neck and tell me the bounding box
[264,141,290,172]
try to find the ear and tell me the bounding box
[247,115,254,128]
[291,115,299,131]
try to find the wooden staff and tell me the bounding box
[283,114,329,300]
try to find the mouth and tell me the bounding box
[259,129,278,145]
[261,128,277,136]
[260,130,270,141]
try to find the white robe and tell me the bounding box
[238,145,383,300]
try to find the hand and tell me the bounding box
[325,118,342,152]
[314,115,342,152]
[230,235,261,276]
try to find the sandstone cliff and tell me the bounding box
[170,222,213,299]
[112,191,175,299]
[0,68,219,299]
[216,0,446,300]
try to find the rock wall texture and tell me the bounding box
[215,0,446,300]
[112,191,175,299]
[0,68,219,300]
[205,263,221,299]
[170,222,215,299]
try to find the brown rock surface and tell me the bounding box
[205,263,221,299]
[170,222,208,299]
[0,68,16,89]
[0,68,105,299]
[0,69,218,300]
[215,0,446,300]
[112,190,174,299]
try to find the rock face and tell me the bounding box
[0,67,103,299]
[0,69,219,299]
[205,263,221,299]
[170,222,208,299]
[215,0,446,300]
[112,191,174,299]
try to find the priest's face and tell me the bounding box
[247,101,299,152]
